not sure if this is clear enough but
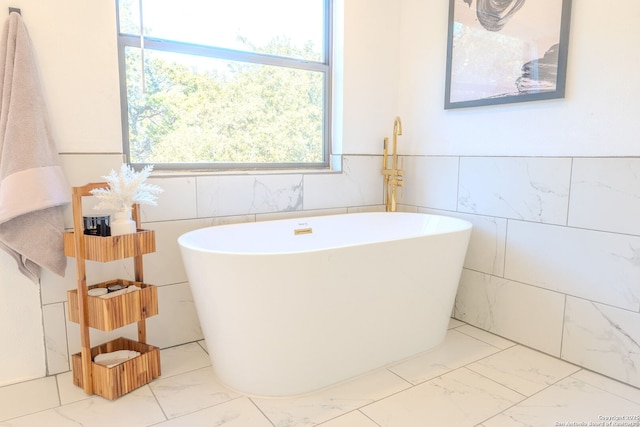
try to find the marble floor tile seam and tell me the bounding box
[248,394,383,427]
[315,409,379,426]
[471,366,640,427]
[344,366,525,425]
[52,376,64,407]
[464,345,595,402]
[451,323,589,382]
[154,362,214,381]
[150,394,328,427]
[221,366,431,427]
[456,365,529,401]
[147,385,171,424]
[145,395,258,427]
[470,369,588,427]
[451,324,517,350]
[247,397,282,427]
[358,366,529,427]
[341,350,585,427]
[451,325,510,346]
[474,370,640,427]
[0,376,60,422]
[0,396,62,424]
[572,368,640,403]
[384,340,513,388]
[456,343,584,388]
[195,340,208,354]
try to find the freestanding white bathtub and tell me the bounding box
[178,212,472,397]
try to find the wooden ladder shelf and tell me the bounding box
[64,183,160,400]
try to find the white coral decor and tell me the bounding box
[90,164,164,212]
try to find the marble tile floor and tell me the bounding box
[2,319,640,427]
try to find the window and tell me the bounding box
[116,0,332,170]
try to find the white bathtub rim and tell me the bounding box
[178,211,472,255]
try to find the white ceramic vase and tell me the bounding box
[110,208,136,236]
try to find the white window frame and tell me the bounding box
[116,1,333,171]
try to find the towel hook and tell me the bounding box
[8,7,21,15]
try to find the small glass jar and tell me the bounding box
[83,215,111,236]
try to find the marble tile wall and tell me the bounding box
[404,155,640,389]
[458,157,572,225]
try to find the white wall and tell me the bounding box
[398,0,640,157]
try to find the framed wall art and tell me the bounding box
[444,0,572,109]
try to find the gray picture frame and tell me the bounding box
[444,0,572,109]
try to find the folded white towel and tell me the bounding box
[94,350,141,368]
[98,285,141,299]
[0,12,70,282]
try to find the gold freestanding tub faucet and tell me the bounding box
[381,116,403,212]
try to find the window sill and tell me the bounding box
[149,167,342,179]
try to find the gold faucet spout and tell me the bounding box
[392,116,402,170]
[393,116,402,136]
[382,116,404,212]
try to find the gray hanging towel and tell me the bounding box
[0,12,70,282]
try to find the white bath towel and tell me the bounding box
[0,12,70,282]
[94,350,141,368]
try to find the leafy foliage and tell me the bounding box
[125,37,325,165]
